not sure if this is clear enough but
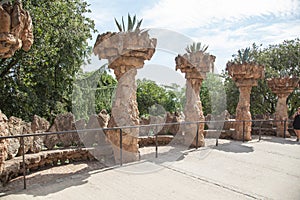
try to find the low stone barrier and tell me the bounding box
[0,148,96,185]
[138,135,183,147]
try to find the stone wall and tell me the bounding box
[0,148,96,185]
[0,112,49,162]
[0,110,113,165]
[139,112,184,136]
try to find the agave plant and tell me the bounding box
[114,13,143,32]
[232,47,253,64]
[185,42,208,53]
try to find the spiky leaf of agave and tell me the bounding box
[121,17,125,32]
[135,19,143,31]
[242,48,249,63]
[202,45,209,52]
[132,15,136,29]
[185,42,209,53]
[185,45,191,53]
[128,13,133,31]
[196,42,201,51]
[114,18,123,32]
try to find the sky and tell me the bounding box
[83,0,300,87]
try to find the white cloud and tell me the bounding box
[86,0,300,74]
[191,19,300,72]
[142,0,299,29]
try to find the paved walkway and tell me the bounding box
[1,136,300,199]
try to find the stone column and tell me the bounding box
[93,31,156,163]
[0,1,33,58]
[106,60,143,163]
[226,63,264,141]
[184,75,205,147]
[175,51,215,147]
[235,81,255,140]
[267,77,299,137]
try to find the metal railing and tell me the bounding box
[0,119,293,190]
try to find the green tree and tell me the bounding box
[224,39,300,116]
[72,66,117,120]
[95,71,117,115]
[257,38,300,116]
[200,73,227,116]
[136,79,184,117]
[0,0,95,121]
[223,72,239,115]
[258,38,300,78]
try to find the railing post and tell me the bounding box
[242,120,245,143]
[155,125,158,158]
[119,129,123,166]
[196,122,199,149]
[283,119,287,138]
[20,136,26,189]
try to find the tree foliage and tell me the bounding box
[136,79,184,117]
[224,38,300,117]
[72,66,116,120]
[200,73,227,116]
[258,38,300,78]
[0,0,96,121]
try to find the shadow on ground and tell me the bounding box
[258,136,300,145]
[0,161,107,197]
[213,141,254,153]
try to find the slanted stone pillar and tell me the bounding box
[226,63,264,141]
[175,51,215,147]
[267,77,299,137]
[0,1,33,58]
[93,31,156,163]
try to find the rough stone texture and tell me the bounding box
[17,121,32,156]
[31,115,50,133]
[175,51,215,147]
[139,117,151,136]
[267,77,299,137]
[97,109,110,128]
[79,111,114,166]
[138,135,180,147]
[0,110,9,174]
[45,113,80,149]
[106,116,140,164]
[0,1,33,58]
[226,63,264,141]
[93,30,157,163]
[139,112,184,136]
[0,113,51,172]
[168,112,184,135]
[175,52,215,78]
[31,115,50,153]
[83,112,109,147]
[158,112,184,135]
[7,117,44,157]
[6,116,22,159]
